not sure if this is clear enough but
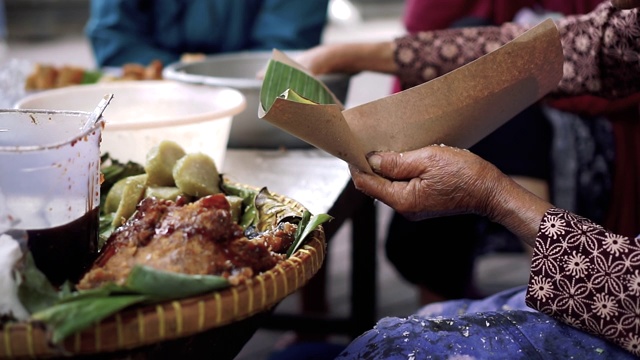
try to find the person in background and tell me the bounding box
[288,1,640,358]
[390,0,607,307]
[297,0,639,306]
[85,0,330,68]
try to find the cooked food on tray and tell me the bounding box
[78,194,297,290]
[0,140,331,345]
[24,60,164,91]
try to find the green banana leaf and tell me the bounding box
[125,265,229,299]
[260,60,336,113]
[31,265,230,343]
[254,187,302,232]
[287,212,333,257]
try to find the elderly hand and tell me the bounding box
[349,145,552,244]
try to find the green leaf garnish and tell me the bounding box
[81,70,103,85]
[286,211,332,257]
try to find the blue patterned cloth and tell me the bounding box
[336,286,635,359]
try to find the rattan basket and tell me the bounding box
[0,189,326,359]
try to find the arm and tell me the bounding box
[393,2,640,98]
[85,0,179,67]
[249,0,329,51]
[525,208,638,356]
[350,147,640,356]
[297,2,640,99]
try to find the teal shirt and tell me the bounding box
[86,0,329,67]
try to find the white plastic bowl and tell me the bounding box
[163,51,351,149]
[15,80,246,168]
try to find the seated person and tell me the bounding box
[85,0,330,67]
[295,0,639,305]
[317,1,640,358]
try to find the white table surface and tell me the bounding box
[222,148,351,215]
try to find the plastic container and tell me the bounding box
[15,80,246,168]
[163,51,351,149]
[0,109,103,284]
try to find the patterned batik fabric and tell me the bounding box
[393,2,640,99]
[526,207,640,357]
[336,287,635,359]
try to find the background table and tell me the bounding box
[223,149,378,338]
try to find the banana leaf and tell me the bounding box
[32,294,146,344]
[286,211,333,257]
[254,187,302,232]
[31,265,230,343]
[125,265,229,299]
[260,60,336,113]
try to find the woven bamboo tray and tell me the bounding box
[0,190,327,359]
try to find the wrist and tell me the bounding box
[483,172,552,246]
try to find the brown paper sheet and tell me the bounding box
[259,19,563,173]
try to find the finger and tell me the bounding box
[367,149,433,180]
[349,164,418,211]
[349,164,392,198]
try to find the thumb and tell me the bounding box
[367,150,430,180]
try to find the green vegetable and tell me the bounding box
[220,181,259,229]
[81,70,103,85]
[225,195,244,223]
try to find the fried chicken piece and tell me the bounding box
[77,194,297,290]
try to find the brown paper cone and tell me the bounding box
[344,18,563,153]
[259,19,562,171]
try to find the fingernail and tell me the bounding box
[367,154,382,172]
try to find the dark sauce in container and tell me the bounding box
[25,207,100,287]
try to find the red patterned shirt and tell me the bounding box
[526,208,640,356]
[393,2,640,99]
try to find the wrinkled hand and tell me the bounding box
[350,145,553,243]
[349,145,506,221]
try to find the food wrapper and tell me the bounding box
[259,19,563,173]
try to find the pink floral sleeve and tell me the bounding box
[525,207,640,356]
[393,2,640,98]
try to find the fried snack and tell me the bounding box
[24,64,58,90]
[55,66,86,87]
[24,60,165,90]
[121,60,163,80]
[77,194,297,289]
